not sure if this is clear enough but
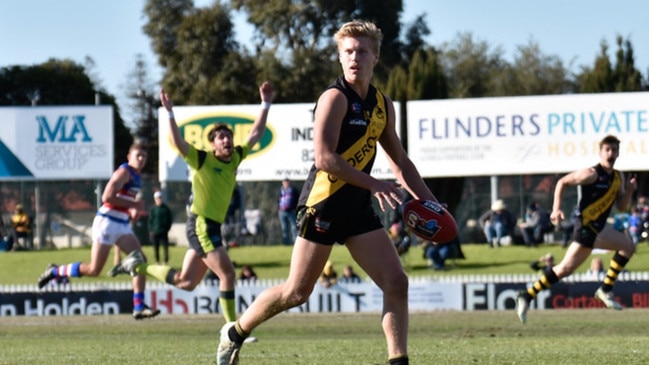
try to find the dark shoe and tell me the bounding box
[133,304,161,320]
[37,264,57,289]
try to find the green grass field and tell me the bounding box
[2,242,649,285]
[2,243,649,364]
[2,310,649,364]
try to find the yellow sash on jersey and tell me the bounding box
[306,92,387,207]
[581,171,621,226]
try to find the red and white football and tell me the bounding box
[402,199,458,243]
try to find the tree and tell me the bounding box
[142,0,194,70]
[612,35,643,91]
[125,54,159,176]
[399,14,430,65]
[144,0,258,105]
[577,35,642,93]
[501,40,571,96]
[441,32,506,98]
[230,0,404,99]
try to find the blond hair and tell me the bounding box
[334,20,383,55]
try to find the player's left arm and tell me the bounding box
[246,81,273,148]
[379,95,436,203]
[616,171,637,211]
[101,168,139,209]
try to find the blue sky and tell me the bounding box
[1,0,647,124]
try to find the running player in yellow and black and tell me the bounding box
[516,135,637,324]
[217,20,438,365]
[110,82,273,325]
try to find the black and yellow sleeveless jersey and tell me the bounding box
[578,163,621,232]
[298,76,388,216]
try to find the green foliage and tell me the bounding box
[407,48,448,100]
[505,40,571,95]
[142,0,194,69]
[124,54,159,175]
[578,35,644,93]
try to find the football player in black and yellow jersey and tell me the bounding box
[218,20,437,365]
[517,135,637,324]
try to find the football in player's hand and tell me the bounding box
[402,199,458,243]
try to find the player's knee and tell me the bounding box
[383,271,409,298]
[553,265,573,278]
[177,281,198,291]
[85,267,102,276]
[288,287,313,306]
[222,270,236,283]
[623,242,636,256]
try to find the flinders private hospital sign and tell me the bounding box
[0,106,113,180]
[407,92,649,177]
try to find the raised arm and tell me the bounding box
[159,89,189,157]
[246,82,274,148]
[616,171,637,211]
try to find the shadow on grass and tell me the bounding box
[232,261,290,269]
[406,259,534,273]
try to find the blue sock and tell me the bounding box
[133,292,145,312]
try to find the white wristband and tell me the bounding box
[168,110,175,119]
[261,101,271,110]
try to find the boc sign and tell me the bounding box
[0,106,114,180]
[159,103,399,182]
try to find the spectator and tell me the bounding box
[339,265,361,284]
[238,265,258,282]
[320,260,338,288]
[11,204,30,251]
[149,190,173,264]
[388,216,410,255]
[636,195,649,239]
[422,237,464,271]
[626,206,642,245]
[277,177,299,245]
[478,199,515,247]
[586,257,606,280]
[529,253,554,273]
[518,202,554,247]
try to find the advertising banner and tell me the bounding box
[407,92,649,177]
[0,106,114,180]
[2,280,648,316]
[148,281,463,314]
[158,103,400,182]
[464,281,649,310]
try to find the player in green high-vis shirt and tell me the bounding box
[110,81,273,325]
